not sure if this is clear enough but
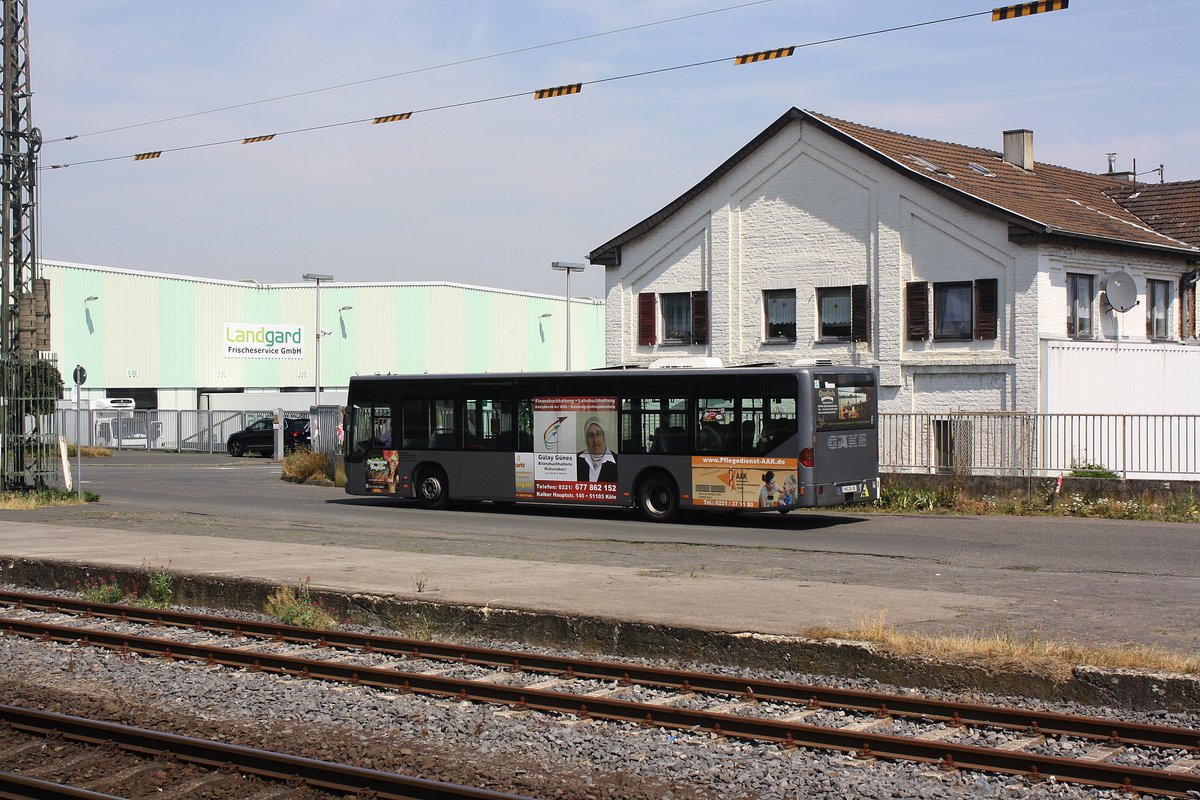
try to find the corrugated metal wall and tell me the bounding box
[1042,339,1200,414]
[43,261,604,406]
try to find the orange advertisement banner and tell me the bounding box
[690,456,798,510]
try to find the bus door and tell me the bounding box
[811,371,879,504]
[346,391,398,496]
[458,390,519,500]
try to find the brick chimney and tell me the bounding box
[1002,129,1034,171]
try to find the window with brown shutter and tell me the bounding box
[905,281,928,341]
[637,293,656,346]
[1182,278,1197,340]
[973,278,998,340]
[851,284,870,343]
[691,291,709,346]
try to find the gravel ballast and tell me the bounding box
[3,589,1197,798]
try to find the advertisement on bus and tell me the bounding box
[691,456,799,509]
[364,450,400,494]
[517,396,618,503]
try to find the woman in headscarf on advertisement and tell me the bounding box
[577,417,617,482]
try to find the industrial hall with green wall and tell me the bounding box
[43,260,605,411]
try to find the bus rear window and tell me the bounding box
[814,373,876,431]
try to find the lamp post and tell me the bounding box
[302,273,334,406]
[550,261,585,371]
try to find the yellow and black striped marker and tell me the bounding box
[534,83,581,100]
[373,113,412,125]
[734,46,795,65]
[992,0,1067,21]
[242,135,275,144]
[132,151,161,161]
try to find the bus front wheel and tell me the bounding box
[416,467,450,510]
[638,475,680,523]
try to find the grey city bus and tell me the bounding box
[344,365,879,522]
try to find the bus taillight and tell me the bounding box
[799,448,814,468]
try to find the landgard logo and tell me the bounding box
[223,323,306,359]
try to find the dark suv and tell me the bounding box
[226,417,310,457]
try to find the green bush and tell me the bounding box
[80,575,125,604]
[135,563,173,608]
[1068,460,1119,479]
[264,578,335,629]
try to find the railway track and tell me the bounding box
[0,703,530,799]
[3,589,1199,798]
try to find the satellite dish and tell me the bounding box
[1103,271,1137,312]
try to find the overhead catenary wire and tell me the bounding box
[43,0,778,145]
[42,7,1018,172]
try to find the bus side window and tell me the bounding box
[636,398,687,454]
[400,397,456,450]
[756,398,798,453]
[464,398,513,450]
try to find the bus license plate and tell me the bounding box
[840,484,860,494]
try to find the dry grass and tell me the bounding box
[0,489,98,509]
[803,610,1200,680]
[282,448,328,481]
[65,445,112,457]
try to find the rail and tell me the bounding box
[6,590,1200,798]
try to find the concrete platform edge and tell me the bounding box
[4,555,1197,714]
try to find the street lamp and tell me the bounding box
[551,261,585,371]
[302,273,334,406]
[84,295,99,334]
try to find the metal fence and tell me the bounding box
[57,409,305,453]
[54,407,1200,480]
[2,356,60,488]
[880,412,1200,479]
[306,406,343,468]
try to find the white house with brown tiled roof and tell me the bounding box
[589,108,1199,421]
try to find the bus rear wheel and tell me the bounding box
[638,474,680,523]
[416,467,450,510]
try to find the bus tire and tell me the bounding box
[638,474,680,523]
[416,466,450,510]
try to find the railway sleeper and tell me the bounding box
[1165,755,1200,773]
[995,734,1045,751]
[80,760,170,791]
[23,749,103,777]
[1079,743,1122,762]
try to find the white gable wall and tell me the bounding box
[604,117,1198,415]
[606,121,1200,478]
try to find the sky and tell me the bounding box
[31,1,1200,299]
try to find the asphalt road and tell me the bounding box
[5,451,1199,651]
